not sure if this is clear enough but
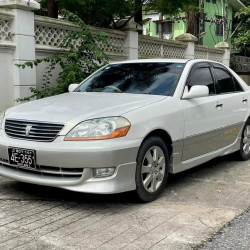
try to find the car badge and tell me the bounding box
[25,125,32,137]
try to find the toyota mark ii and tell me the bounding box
[0,59,249,202]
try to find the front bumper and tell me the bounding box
[0,130,141,194]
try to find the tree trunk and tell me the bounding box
[186,9,196,35]
[158,13,163,39]
[48,0,58,19]
[134,0,143,34]
[117,0,147,30]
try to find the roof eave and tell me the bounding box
[230,0,246,10]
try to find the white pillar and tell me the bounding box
[175,33,197,60]
[184,42,195,60]
[124,31,138,60]
[215,42,231,67]
[0,0,40,101]
[117,18,141,60]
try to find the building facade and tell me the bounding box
[143,0,245,47]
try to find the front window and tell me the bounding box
[188,67,215,94]
[76,63,185,96]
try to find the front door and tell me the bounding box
[181,63,225,161]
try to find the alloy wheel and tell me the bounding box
[243,125,250,155]
[141,146,166,193]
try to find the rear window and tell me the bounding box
[76,63,185,96]
[214,68,236,94]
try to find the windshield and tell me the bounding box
[76,62,185,96]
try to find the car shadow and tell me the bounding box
[4,153,241,204]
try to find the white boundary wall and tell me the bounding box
[0,1,230,110]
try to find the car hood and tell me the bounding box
[6,92,166,124]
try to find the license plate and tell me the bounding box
[8,147,36,169]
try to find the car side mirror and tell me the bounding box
[68,84,79,92]
[182,85,209,99]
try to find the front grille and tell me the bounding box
[0,158,83,180]
[5,119,65,142]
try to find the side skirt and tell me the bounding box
[170,137,241,174]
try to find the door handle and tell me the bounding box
[242,98,248,103]
[215,103,223,108]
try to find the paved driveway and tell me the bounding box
[0,154,250,250]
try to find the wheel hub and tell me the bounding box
[243,125,250,155]
[141,146,166,193]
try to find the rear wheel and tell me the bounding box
[135,136,169,202]
[238,120,250,161]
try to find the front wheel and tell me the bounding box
[135,136,169,202]
[238,120,250,161]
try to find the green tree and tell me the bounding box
[233,6,250,56]
[149,0,196,16]
[38,0,133,28]
[149,0,199,35]
[241,0,250,6]
[37,0,197,31]
[17,11,109,101]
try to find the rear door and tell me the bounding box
[212,63,248,146]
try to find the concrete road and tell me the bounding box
[0,154,250,250]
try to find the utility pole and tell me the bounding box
[223,0,229,42]
[199,0,205,45]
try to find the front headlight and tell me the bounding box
[0,111,5,129]
[64,117,131,141]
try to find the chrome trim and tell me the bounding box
[5,118,65,126]
[4,119,65,142]
[183,122,243,140]
[0,158,83,179]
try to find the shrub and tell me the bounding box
[17,11,109,101]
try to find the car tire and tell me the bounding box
[238,119,250,161]
[135,136,169,202]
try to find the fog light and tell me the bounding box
[93,167,116,178]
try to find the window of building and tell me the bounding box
[216,16,223,36]
[206,0,216,3]
[201,14,206,33]
[156,22,173,35]
[163,22,173,34]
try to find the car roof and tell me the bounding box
[109,59,190,64]
[109,59,225,65]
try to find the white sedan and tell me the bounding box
[0,59,249,202]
